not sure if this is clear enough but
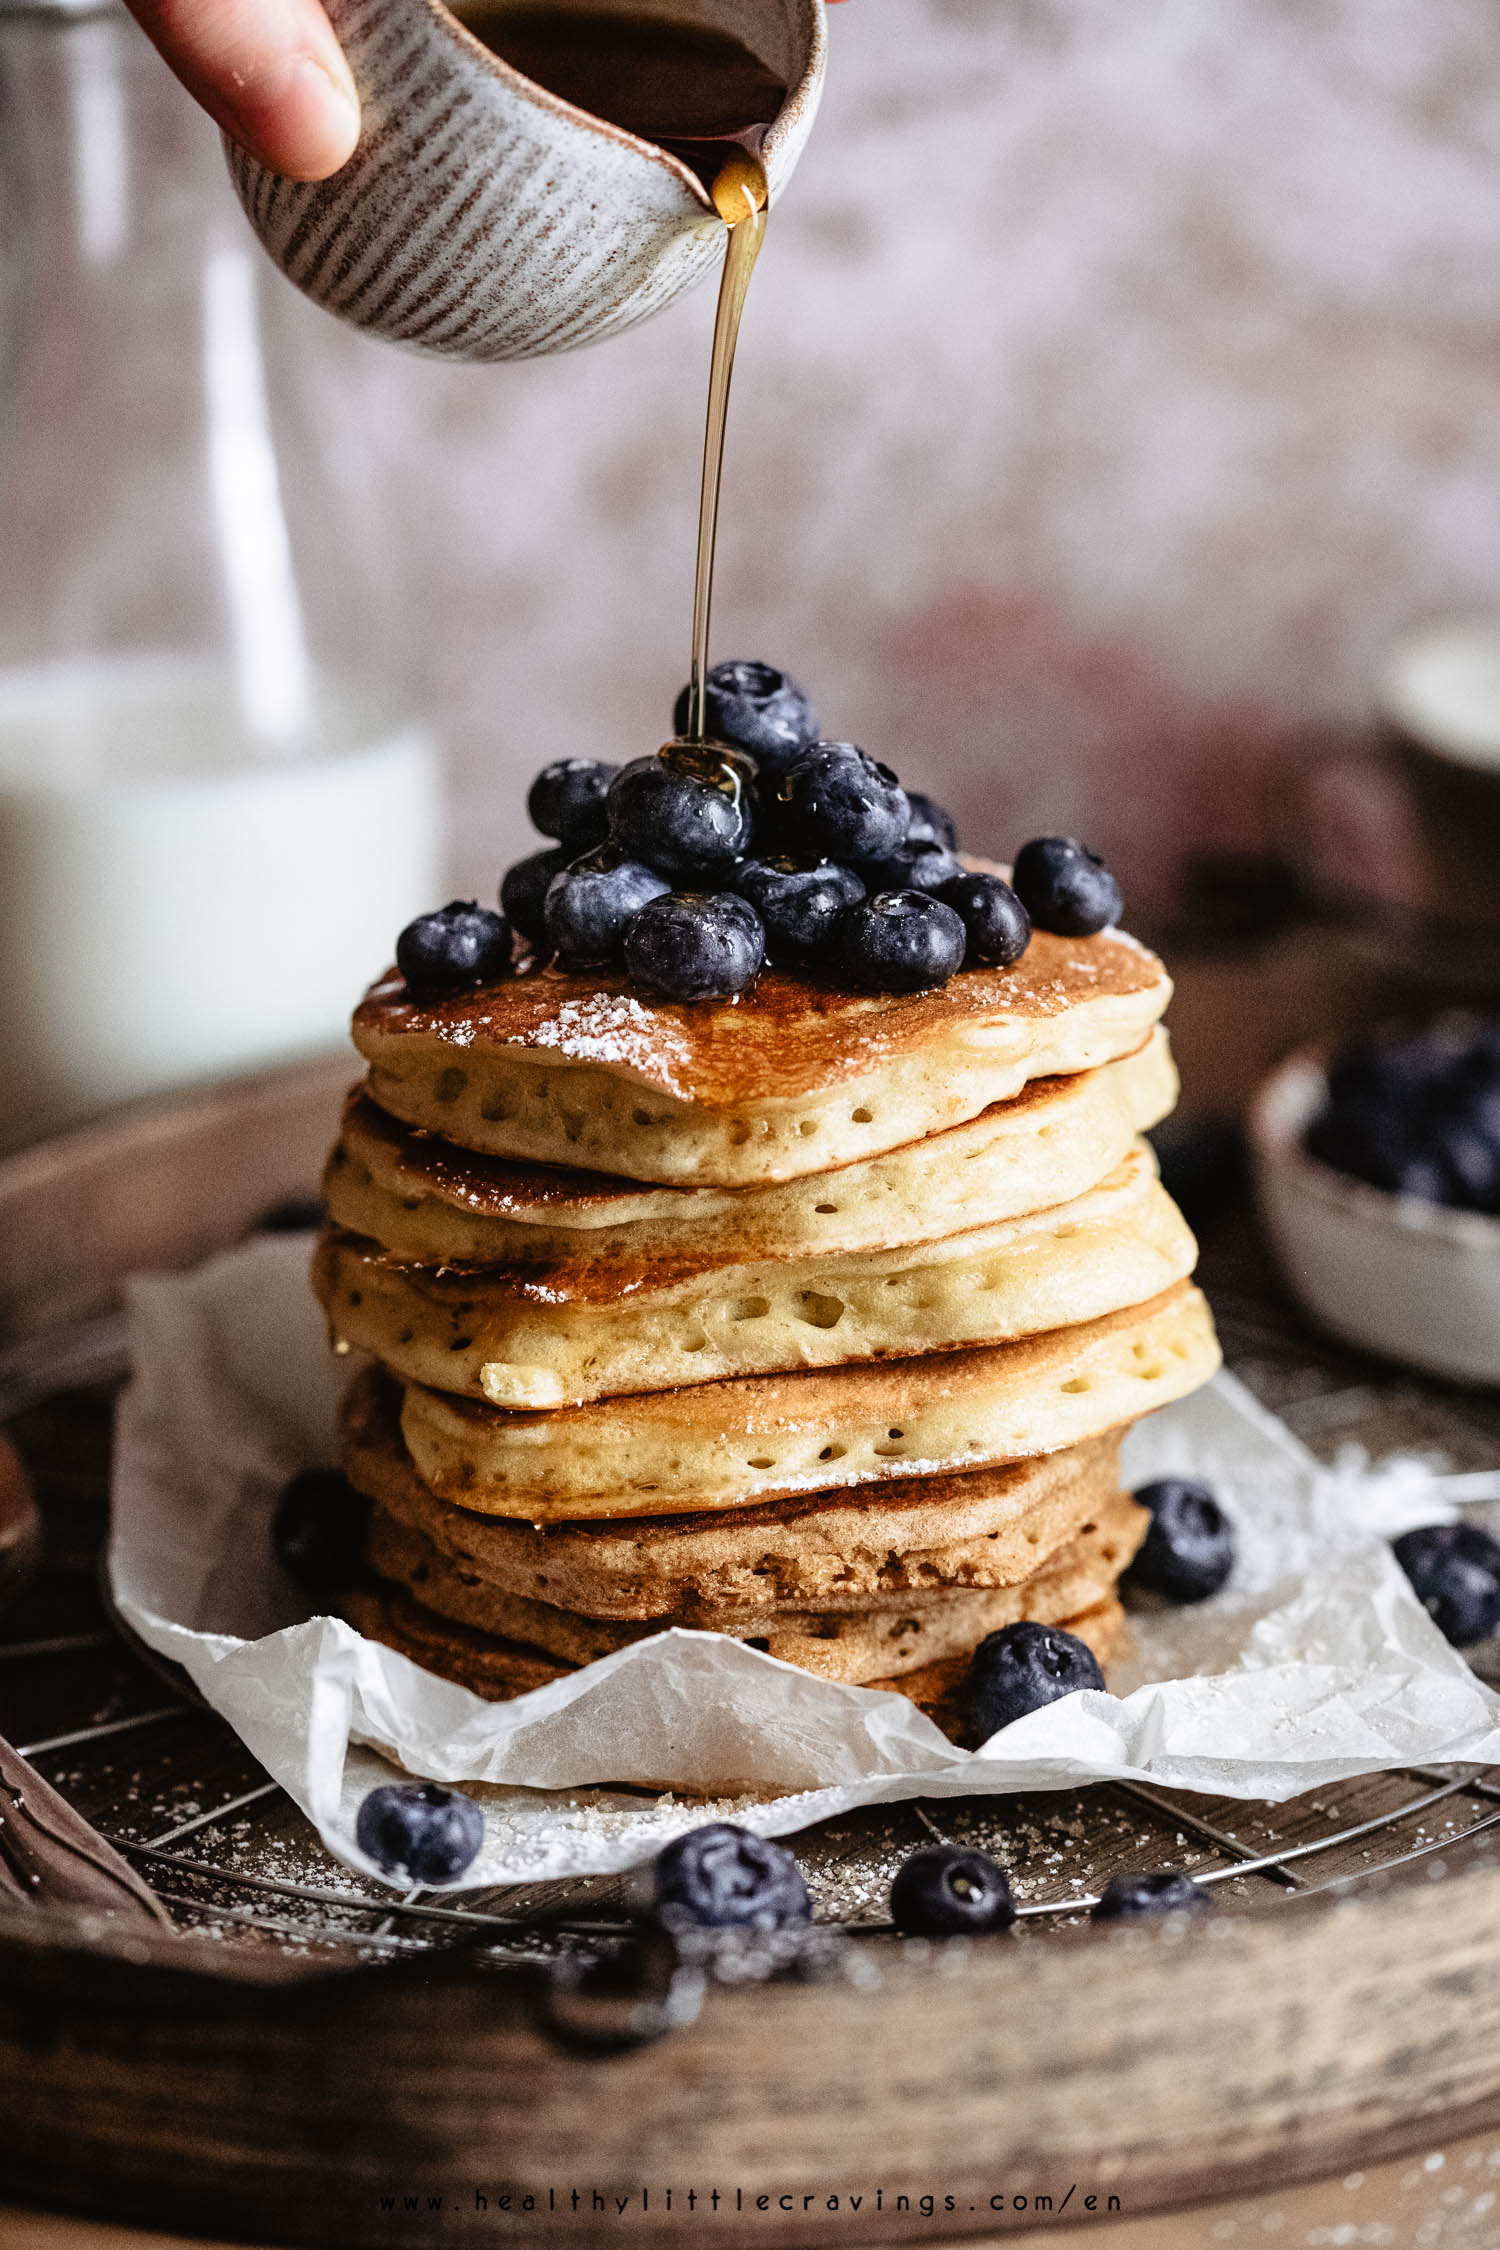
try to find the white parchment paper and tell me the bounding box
[107,1235,1500,1888]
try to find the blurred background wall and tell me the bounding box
[322,0,1500,920]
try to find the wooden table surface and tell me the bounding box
[9,2120,1500,2250]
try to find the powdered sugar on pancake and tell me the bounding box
[528,993,693,1082]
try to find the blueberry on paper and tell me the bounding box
[940,871,1032,968]
[964,1620,1105,1741]
[651,1822,810,1932]
[607,746,754,879]
[840,890,967,994]
[543,848,669,966]
[890,1846,1015,1936]
[1092,1870,1213,1921]
[1392,1522,1500,1646]
[1124,1477,1235,1604]
[673,659,819,774]
[1011,836,1123,937]
[355,1782,484,1885]
[734,857,865,965]
[500,845,568,943]
[624,892,765,1001]
[395,901,512,995]
[272,1468,370,1600]
[777,742,910,863]
[527,758,619,852]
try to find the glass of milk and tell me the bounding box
[0,1,444,1146]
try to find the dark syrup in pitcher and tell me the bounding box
[449,5,787,186]
[450,5,782,740]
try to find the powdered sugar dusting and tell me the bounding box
[526,993,693,1089]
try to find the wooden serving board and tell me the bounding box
[3,1055,1500,2249]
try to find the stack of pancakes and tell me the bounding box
[316,919,1220,1730]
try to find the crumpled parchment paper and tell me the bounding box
[107,1235,1500,1887]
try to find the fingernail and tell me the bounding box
[267,50,360,176]
[298,50,361,151]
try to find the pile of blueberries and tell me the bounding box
[395,659,1125,1005]
[1306,1012,1500,1215]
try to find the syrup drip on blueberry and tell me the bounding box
[395,658,1125,1003]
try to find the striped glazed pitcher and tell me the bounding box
[226,0,825,363]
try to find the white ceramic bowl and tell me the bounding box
[1249,1045,1500,1385]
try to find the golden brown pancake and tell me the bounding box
[351,927,1170,1187]
[324,1029,1177,1268]
[341,1582,1129,1720]
[363,1487,1148,1683]
[393,1282,1220,1520]
[344,1584,573,1697]
[312,1138,1198,1408]
[340,1363,1126,1615]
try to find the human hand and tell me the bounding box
[123,0,361,182]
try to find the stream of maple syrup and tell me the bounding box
[448,5,781,743]
[686,152,767,740]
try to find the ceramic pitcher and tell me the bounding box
[226,0,825,363]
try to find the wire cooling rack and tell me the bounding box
[5,1279,1500,1971]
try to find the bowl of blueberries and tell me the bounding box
[1250,1011,1500,1384]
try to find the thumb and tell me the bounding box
[125,0,361,182]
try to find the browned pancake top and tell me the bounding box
[352,927,1166,1109]
[334,1087,692,1216]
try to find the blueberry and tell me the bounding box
[607,744,754,879]
[1395,1154,1456,1205]
[1459,1073,1500,1146]
[651,1822,810,1932]
[840,890,967,994]
[735,857,865,965]
[905,791,959,852]
[252,1196,326,1234]
[500,846,568,944]
[1092,1870,1213,1921]
[940,871,1032,967]
[624,891,765,1001]
[1011,836,1123,937]
[1304,1107,1408,1196]
[964,1620,1105,1742]
[673,659,819,774]
[1392,1522,1500,1646]
[1438,1121,1500,1205]
[777,742,910,863]
[858,843,966,897]
[1327,1031,1442,1116]
[545,1928,699,2051]
[1310,1014,1500,1216]
[890,1846,1015,1936]
[395,900,512,996]
[543,848,669,967]
[355,1782,484,1885]
[271,1468,370,1599]
[1124,1477,1235,1604]
[526,758,618,851]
